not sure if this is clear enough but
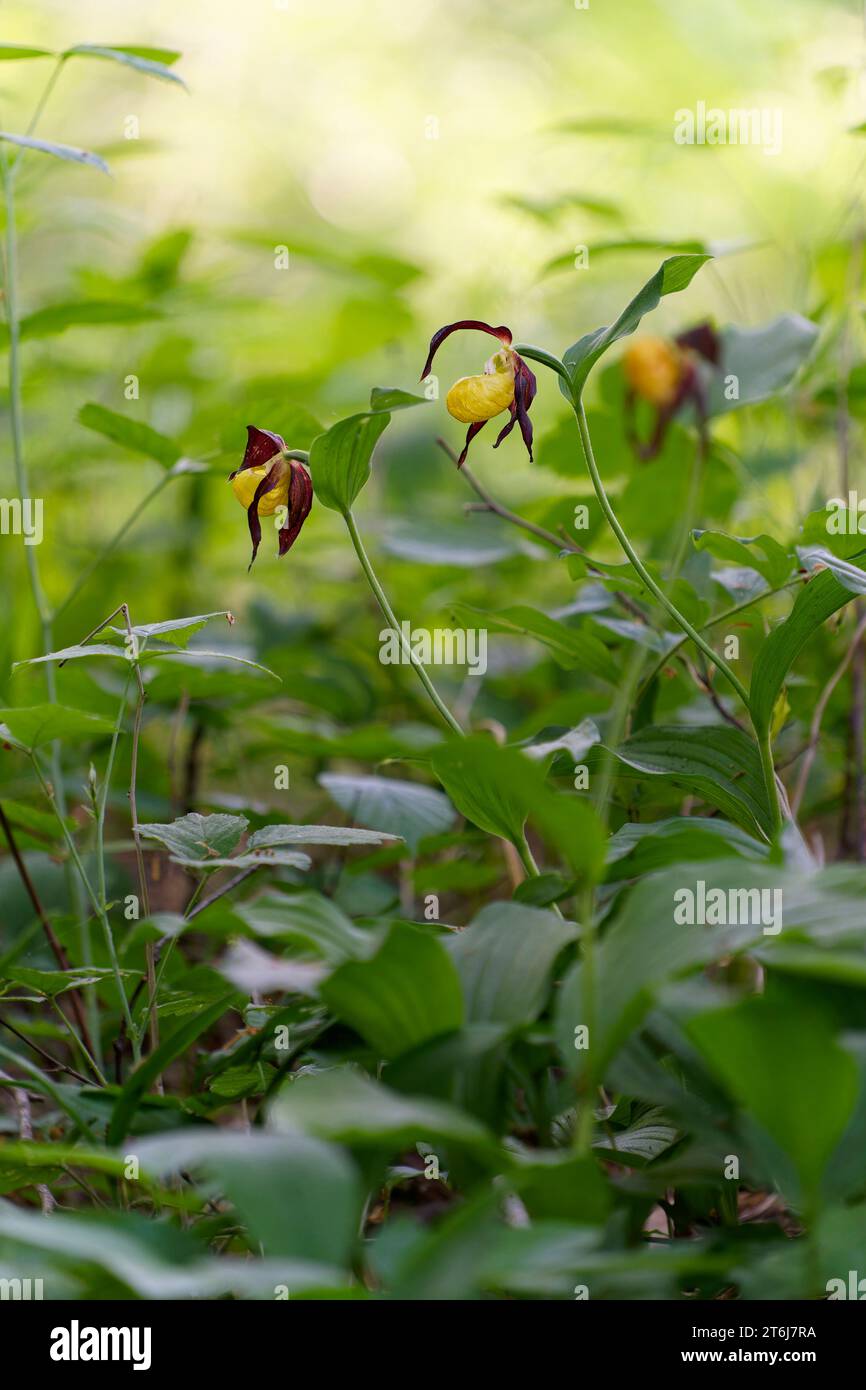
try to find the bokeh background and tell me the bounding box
[1,0,865,897]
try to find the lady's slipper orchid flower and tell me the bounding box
[420,320,537,467]
[229,425,313,569]
[622,323,720,460]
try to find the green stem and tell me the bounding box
[52,472,173,621]
[638,577,804,698]
[758,730,784,838]
[515,831,564,917]
[15,56,66,158]
[96,671,133,911]
[31,754,134,1038]
[50,998,107,1087]
[572,398,750,709]
[2,169,49,630]
[0,150,89,966]
[512,342,573,388]
[572,391,784,837]
[343,508,464,736]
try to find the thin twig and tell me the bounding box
[187,865,260,920]
[442,438,650,624]
[0,802,95,1059]
[683,657,749,734]
[13,1086,56,1213]
[0,1016,91,1085]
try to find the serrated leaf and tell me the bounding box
[247,823,402,850]
[171,848,311,873]
[138,812,248,862]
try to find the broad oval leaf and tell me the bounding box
[319,772,455,852]
[706,315,819,416]
[430,735,534,845]
[605,724,772,841]
[138,812,248,861]
[321,922,464,1059]
[449,902,578,1024]
[309,411,391,513]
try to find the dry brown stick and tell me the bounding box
[0,1015,91,1085]
[683,657,749,734]
[0,801,96,1060]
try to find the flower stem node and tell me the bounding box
[421,320,537,467]
[229,425,313,569]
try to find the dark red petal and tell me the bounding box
[675,322,720,365]
[493,355,536,461]
[420,320,512,381]
[229,425,287,480]
[626,362,702,462]
[246,460,283,570]
[278,461,314,557]
[456,420,487,468]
